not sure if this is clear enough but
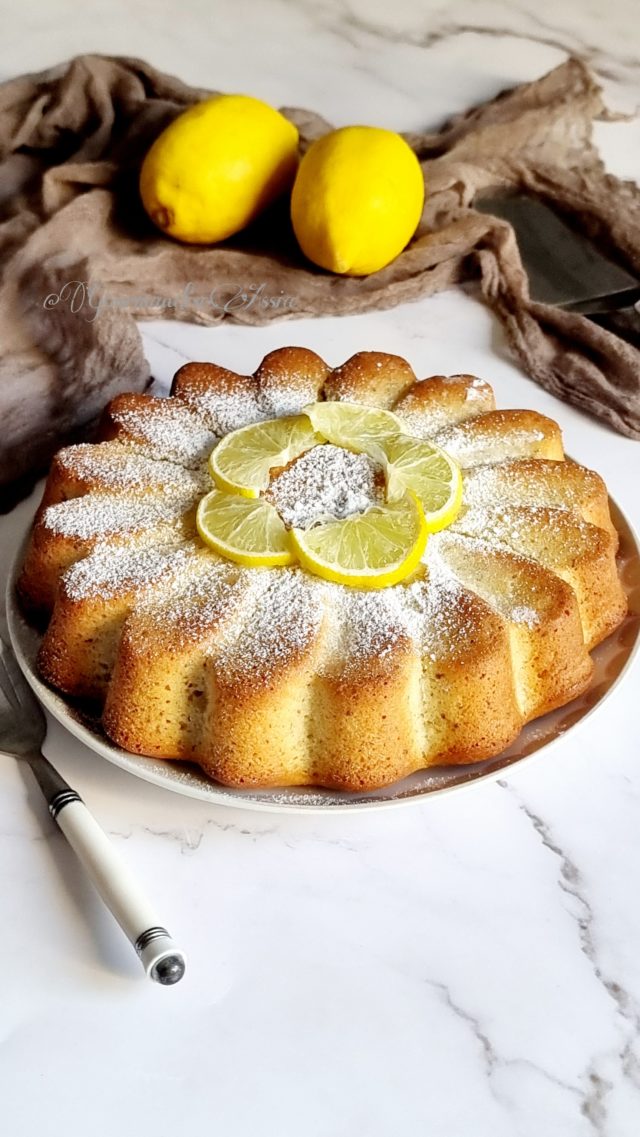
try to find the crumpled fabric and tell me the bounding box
[1,53,639,498]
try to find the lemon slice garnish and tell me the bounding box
[303,401,403,459]
[200,402,458,581]
[209,416,321,499]
[380,435,463,531]
[290,493,427,589]
[197,489,294,566]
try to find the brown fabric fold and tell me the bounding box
[1,53,639,498]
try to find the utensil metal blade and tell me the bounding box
[475,193,640,315]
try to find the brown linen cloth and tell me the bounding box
[1,54,639,500]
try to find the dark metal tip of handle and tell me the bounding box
[152,954,186,985]
[49,788,82,820]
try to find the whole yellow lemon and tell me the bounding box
[290,125,425,276]
[140,94,299,244]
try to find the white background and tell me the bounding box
[1,3,640,1134]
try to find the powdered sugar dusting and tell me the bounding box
[433,422,547,467]
[43,492,192,541]
[320,584,409,670]
[258,368,319,418]
[182,382,267,437]
[463,375,492,395]
[510,605,541,628]
[463,462,590,518]
[125,562,247,652]
[114,401,217,468]
[62,544,195,601]
[394,408,444,438]
[259,385,307,417]
[57,443,206,495]
[216,570,324,679]
[266,444,382,529]
[319,548,478,671]
[394,375,494,438]
[431,531,546,628]
[402,559,476,660]
[452,503,567,548]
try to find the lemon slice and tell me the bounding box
[381,435,462,531]
[290,493,427,589]
[209,416,321,498]
[303,401,403,459]
[197,489,294,566]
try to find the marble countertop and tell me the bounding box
[2,2,640,1134]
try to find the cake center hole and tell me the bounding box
[265,443,384,529]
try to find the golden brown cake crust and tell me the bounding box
[322,351,416,408]
[17,346,628,791]
[393,374,496,434]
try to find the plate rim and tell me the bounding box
[6,496,640,814]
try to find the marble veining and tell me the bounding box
[2,3,640,1135]
[503,780,640,1129]
[300,1,640,96]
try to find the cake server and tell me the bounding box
[0,628,186,985]
[475,192,640,346]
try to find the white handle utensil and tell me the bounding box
[0,628,186,985]
[36,755,186,984]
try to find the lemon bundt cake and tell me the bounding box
[17,347,627,791]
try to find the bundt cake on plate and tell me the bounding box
[16,347,628,792]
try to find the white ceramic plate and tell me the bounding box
[6,500,640,813]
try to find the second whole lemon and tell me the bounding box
[290,126,425,275]
[139,94,299,244]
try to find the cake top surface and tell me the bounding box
[57,442,205,494]
[38,346,617,683]
[266,444,382,529]
[43,491,192,541]
[108,396,218,467]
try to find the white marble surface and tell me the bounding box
[2,2,640,1134]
